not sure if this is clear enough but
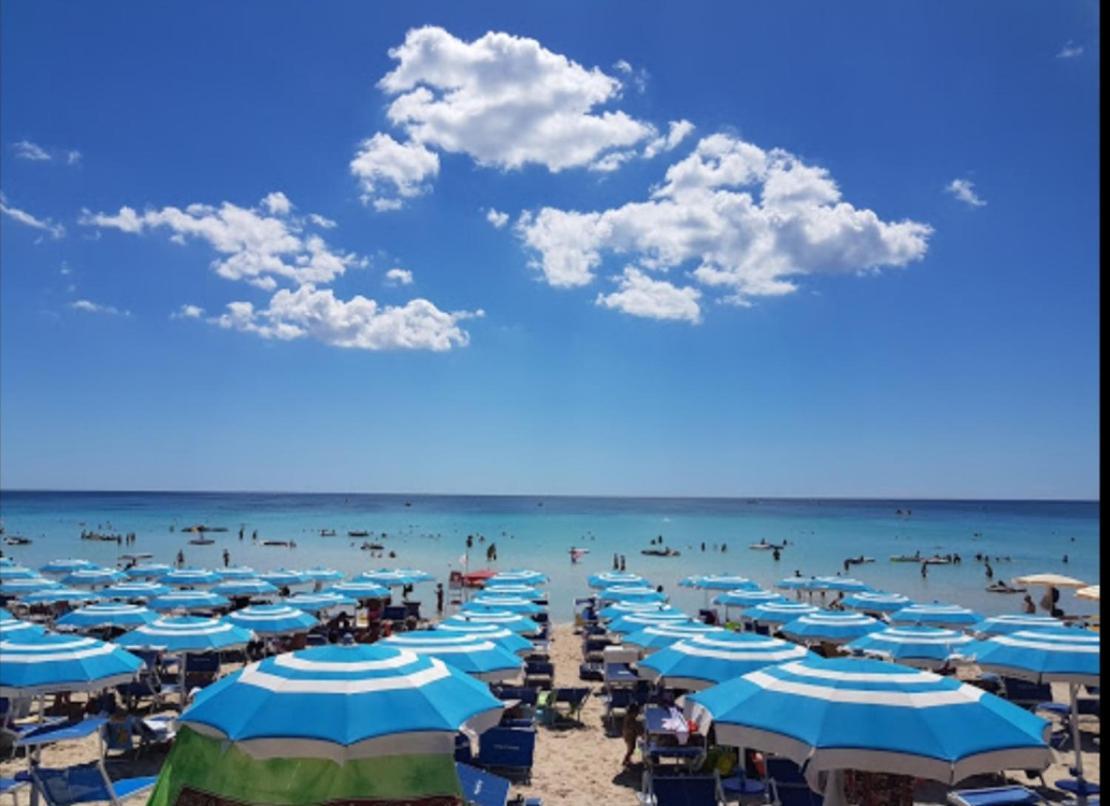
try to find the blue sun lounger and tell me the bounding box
[946,785,1043,806]
[29,762,157,806]
[639,769,726,805]
[476,726,536,784]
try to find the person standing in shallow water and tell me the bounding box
[436,583,444,615]
[222,549,229,567]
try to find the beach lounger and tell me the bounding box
[29,762,157,806]
[765,757,822,806]
[101,716,176,758]
[999,677,1052,710]
[491,686,538,707]
[946,785,1043,806]
[719,772,766,803]
[476,727,535,784]
[543,687,590,726]
[639,769,726,805]
[456,762,511,806]
[0,776,28,806]
[523,660,554,689]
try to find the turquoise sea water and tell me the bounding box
[0,492,1099,620]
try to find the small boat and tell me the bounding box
[348,530,370,537]
[641,548,681,557]
[262,540,295,547]
[3,536,31,545]
[360,542,385,551]
[320,529,337,537]
[923,556,951,565]
[846,557,876,565]
[986,583,1026,594]
[749,542,783,551]
[188,537,215,545]
[890,555,922,563]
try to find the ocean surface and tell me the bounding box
[0,491,1099,620]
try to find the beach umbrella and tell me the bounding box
[218,566,258,580]
[326,581,390,600]
[19,587,102,605]
[683,575,762,592]
[117,615,253,654]
[433,622,533,656]
[257,569,310,587]
[283,592,358,611]
[972,614,1065,636]
[357,568,434,587]
[0,613,44,637]
[163,568,224,587]
[61,568,127,587]
[597,585,667,604]
[0,631,143,695]
[149,591,231,612]
[713,590,785,608]
[598,601,675,620]
[56,602,158,631]
[641,632,813,691]
[775,577,813,591]
[488,570,548,586]
[779,612,883,646]
[808,576,872,593]
[623,623,725,653]
[841,591,914,615]
[0,566,38,580]
[742,601,821,626]
[0,576,60,596]
[104,581,172,600]
[124,563,173,579]
[212,578,280,598]
[381,632,524,682]
[1075,585,1099,601]
[0,558,14,567]
[442,612,541,635]
[685,656,1051,803]
[301,567,344,582]
[607,611,694,635]
[462,597,543,615]
[145,644,504,806]
[39,558,98,575]
[842,626,974,670]
[588,571,645,589]
[1013,573,1087,589]
[225,605,317,636]
[890,603,981,629]
[482,584,544,598]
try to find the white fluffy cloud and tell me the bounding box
[171,304,205,319]
[80,193,366,290]
[485,208,510,229]
[597,267,701,323]
[946,178,987,208]
[213,285,481,351]
[1057,41,1084,59]
[385,268,414,286]
[0,192,65,239]
[12,140,51,161]
[350,133,440,211]
[517,133,931,307]
[71,299,129,316]
[642,120,695,159]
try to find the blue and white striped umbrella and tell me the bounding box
[20,587,102,605]
[225,605,318,636]
[284,592,358,611]
[149,591,231,612]
[890,603,982,629]
[326,581,390,600]
[742,601,821,625]
[104,581,172,600]
[843,626,974,669]
[180,643,504,761]
[597,585,666,604]
[971,615,1065,637]
[0,566,38,580]
[442,612,541,635]
[808,576,873,593]
[640,632,813,690]
[257,569,309,587]
[0,576,60,596]
[124,563,173,579]
[842,591,914,614]
[775,577,813,591]
[588,571,645,589]
[683,575,761,592]
[780,612,882,645]
[482,584,544,599]
[462,597,544,615]
[357,568,434,587]
[217,566,257,580]
[685,656,1051,786]
[959,628,1100,686]
[0,558,15,567]
[598,601,676,620]
[118,615,253,654]
[301,567,344,582]
[382,632,524,682]
[163,568,224,587]
[433,622,533,656]
[0,613,44,637]
[488,570,548,586]
[57,603,158,631]
[623,623,725,653]
[40,559,98,575]
[212,579,280,598]
[0,632,143,695]
[607,611,694,635]
[61,568,126,587]
[713,590,785,608]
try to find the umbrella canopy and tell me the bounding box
[216,566,258,580]
[463,596,543,615]
[1075,585,1099,601]
[972,615,1065,636]
[0,576,60,596]
[808,576,872,593]
[40,558,98,575]
[301,567,344,582]
[381,632,523,682]
[685,656,1051,786]
[588,571,645,589]
[0,566,39,580]
[598,601,675,620]
[0,631,143,695]
[433,622,533,656]
[640,632,813,690]
[56,603,158,631]
[0,613,45,637]
[775,577,813,591]
[622,623,725,653]
[257,569,310,587]
[283,592,358,612]
[226,605,318,636]
[597,585,667,604]
[890,604,982,629]
[104,581,172,600]
[742,601,821,625]
[356,569,434,587]
[118,615,253,653]
[325,581,390,600]
[682,575,762,592]
[213,579,280,598]
[124,563,173,579]
[488,570,548,586]
[482,584,544,598]
[149,591,231,612]
[163,568,224,587]
[713,590,785,608]
[959,628,1100,686]
[843,626,974,669]
[842,592,914,614]
[0,558,15,567]
[1012,573,1087,589]
[61,568,126,587]
[441,612,541,635]
[606,611,694,635]
[780,612,883,645]
[20,587,102,605]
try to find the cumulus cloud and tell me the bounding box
[1057,41,1084,59]
[596,267,701,323]
[0,192,65,239]
[385,267,414,285]
[79,193,366,289]
[486,208,510,229]
[12,140,51,161]
[350,133,440,211]
[946,178,986,207]
[642,120,696,159]
[376,26,653,176]
[517,133,932,308]
[307,213,337,229]
[213,284,481,351]
[66,150,82,165]
[612,59,649,93]
[171,304,205,319]
[71,299,130,316]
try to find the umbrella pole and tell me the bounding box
[1069,682,1083,779]
[179,655,187,711]
[822,770,848,806]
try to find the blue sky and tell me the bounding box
[0,2,1100,498]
